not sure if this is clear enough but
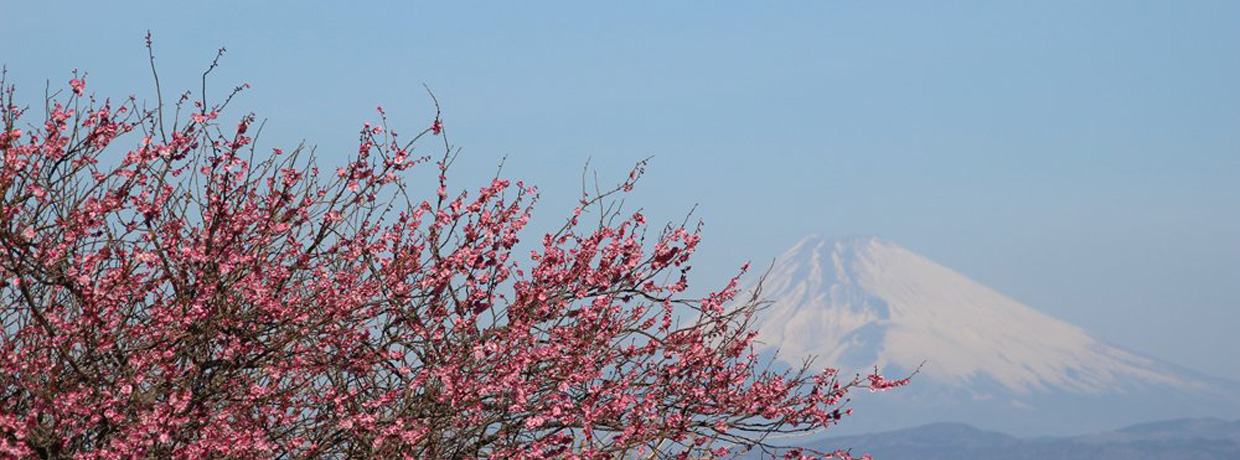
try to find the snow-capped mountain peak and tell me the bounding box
[752,235,1194,395]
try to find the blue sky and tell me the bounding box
[3,1,1238,379]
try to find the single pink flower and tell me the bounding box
[524,416,545,429]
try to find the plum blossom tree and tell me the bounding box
[0,48,907,460]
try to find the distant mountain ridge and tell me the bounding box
[747,235,1240,435]
[769,418,1240,460]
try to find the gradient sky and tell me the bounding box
[3,1,1238,379]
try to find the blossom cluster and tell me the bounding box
[0,71,903,460]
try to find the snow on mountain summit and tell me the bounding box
[751,235,1193,396]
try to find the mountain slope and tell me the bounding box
[747,235,1239,435]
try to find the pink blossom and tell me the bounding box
[525,415,546,429]
[69,77,85,95]
[0,66,904,460]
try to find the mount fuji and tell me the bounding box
[747,235,1240,436]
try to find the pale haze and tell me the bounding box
[2,0,1237,387]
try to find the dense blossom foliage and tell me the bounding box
[0,60,905,460]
